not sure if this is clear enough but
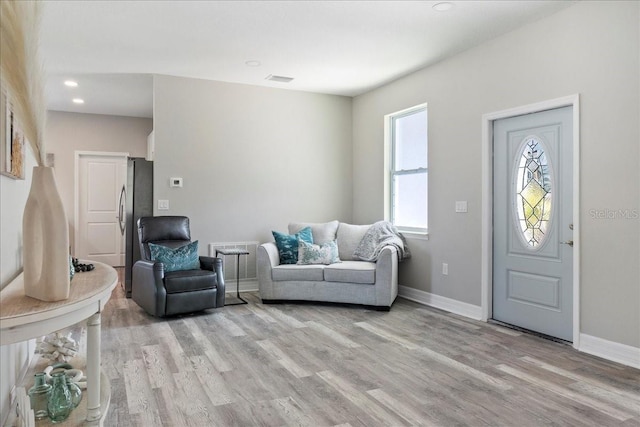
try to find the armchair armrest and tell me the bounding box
[132,259,167,316]
[200,255,218,269]
[200,256,225,307]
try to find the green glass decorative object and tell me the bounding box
[28,372,51,420]
[66,376,82,408]
[48,372,72,423]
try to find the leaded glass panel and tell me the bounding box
[515,137,552,248]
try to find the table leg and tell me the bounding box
[86,312,101,421]
[223,253,248,306]
[235,254,248,304]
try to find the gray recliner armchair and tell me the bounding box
[132,216,225,316]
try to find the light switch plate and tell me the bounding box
[455,201,468,213]
[158,199,169,210]
[170,177,183,188]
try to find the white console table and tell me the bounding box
[0,262,117,425]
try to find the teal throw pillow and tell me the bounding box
[297,239,341,265]
[149,240,200,272]
[272,227,313,264]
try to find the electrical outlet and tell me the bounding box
[455,201,468,213]
[158,199,169,210]
[442,263,449,275]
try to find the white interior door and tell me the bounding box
[493,107,573,341]
[77,153,127,266]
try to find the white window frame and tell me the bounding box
[384,103,428,235]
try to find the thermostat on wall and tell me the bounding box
[170,177,183,188]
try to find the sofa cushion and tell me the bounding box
[164,269,217,293]
[272,264,325,282]
[297,240,341,265]
[289,220,339,245]
[324,261,376,284]
[149,240,200,272]
[337,223,371,261]
[272,227,313,264]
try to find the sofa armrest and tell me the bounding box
[257,242,280,300]
[260,242,280,267]
[374,245,399,307]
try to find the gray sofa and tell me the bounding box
[257,221,398,310]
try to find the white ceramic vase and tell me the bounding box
[23,166,70,301]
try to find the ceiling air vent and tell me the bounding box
[265,74,294,83]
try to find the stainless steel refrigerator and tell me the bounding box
[123,157,153,297]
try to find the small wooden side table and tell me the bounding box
[215,248,249,305]
[0,261,117,426]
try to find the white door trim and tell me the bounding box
[74,151,129,256]
[481,94,580,348]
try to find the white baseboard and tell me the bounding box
[579,334,640,369]
[225,279,258,294]
[398,285,483,320]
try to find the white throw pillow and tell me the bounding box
[297,240,341,265]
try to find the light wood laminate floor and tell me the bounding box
[101,278,639,426]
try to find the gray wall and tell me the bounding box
[46,111,151,252]
[153,75,352,249]
[352,1,639,348]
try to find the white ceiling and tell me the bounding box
[41,1,575,118]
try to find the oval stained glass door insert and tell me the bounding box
[515,137,553,248]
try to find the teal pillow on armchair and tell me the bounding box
[148,240,200,272]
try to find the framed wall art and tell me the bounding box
[0,90,26,180]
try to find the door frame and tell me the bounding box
[74,150,129,258]
[481,94,580,348]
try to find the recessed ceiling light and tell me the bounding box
[72,98,84,104]
[64,80,78,87]
[433,2,454,12]
[245,60,261,67]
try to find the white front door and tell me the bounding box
[77,153,127,266]
[492,107,573,341]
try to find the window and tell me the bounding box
[386,104,428,233]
